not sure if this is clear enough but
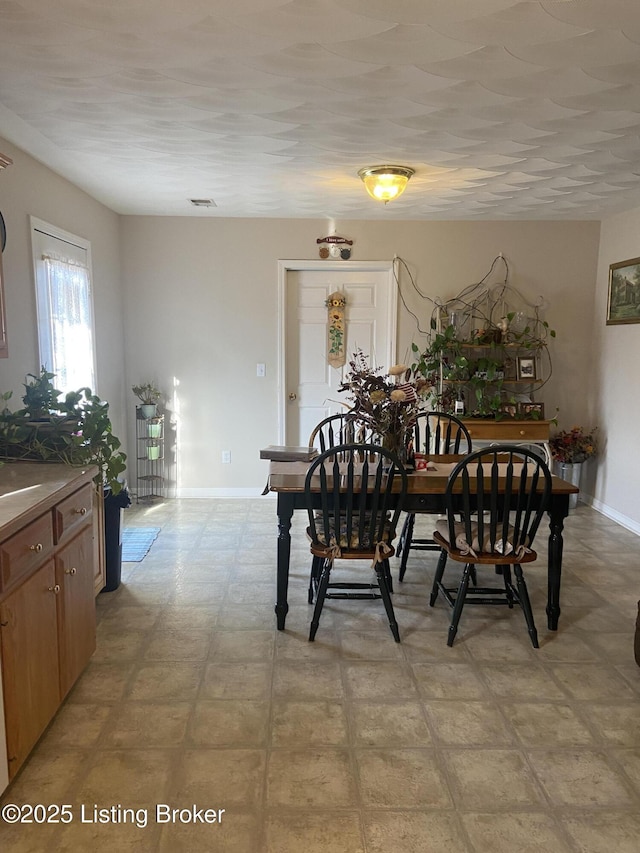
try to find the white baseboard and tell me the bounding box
[175,487,275,499]
[582,494,640,536]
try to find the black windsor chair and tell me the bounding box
[304,443,408,642]
[430,445,552,647]
[308,413,375,452]
[396,411,472,581]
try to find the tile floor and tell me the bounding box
[2,497,640,852]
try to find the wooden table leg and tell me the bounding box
[275,494,294,630]
[546,493,569,631]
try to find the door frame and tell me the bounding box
[277,259,397,444]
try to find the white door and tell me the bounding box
[279,261,396,446]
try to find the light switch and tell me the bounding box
[257,363,266,377]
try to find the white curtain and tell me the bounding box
[42,254,96,393]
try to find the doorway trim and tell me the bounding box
[277,259,397,444]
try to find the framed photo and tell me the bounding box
[499,403,518,418]
[518,402,545,419]
[516,356,536,381]
[607,257,640,325]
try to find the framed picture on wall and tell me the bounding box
[607,257,640,325]
[516,356,536,381]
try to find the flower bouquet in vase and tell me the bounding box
[338,350,428,467]
[550,425,597,508]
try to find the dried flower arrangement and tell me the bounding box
[550,426,597,464]
[337,349,428,455]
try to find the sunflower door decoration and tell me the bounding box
[326,292,347,368]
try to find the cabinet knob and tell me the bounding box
[519,430,525,436]
[48,584,61,594]
[65,567,77,575]
[29,542,43,553]
[74,506,88,515]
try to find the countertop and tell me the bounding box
[0,462,98,539]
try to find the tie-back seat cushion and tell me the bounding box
[434,518,531,559]
[309,512,392,549]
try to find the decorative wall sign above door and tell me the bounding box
[316,235,353,259]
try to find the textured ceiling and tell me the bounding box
[2,0,640,218]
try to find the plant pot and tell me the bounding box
[147,420,162,438]
[140,403,157,419]
[553,461,582,510]
[147,442,160,460]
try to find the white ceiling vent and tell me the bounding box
[189,198,216,208]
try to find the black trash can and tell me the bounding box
[102,484,132,592]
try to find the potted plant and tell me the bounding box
[0,368,127,494]
[21,367,63,420]
[411,308,555,419]
[549,425,597,509]
[132,382,162,418]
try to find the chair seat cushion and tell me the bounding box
[434,518,531,558]
[309,513,392,549]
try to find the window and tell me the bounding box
[31,217,96,394]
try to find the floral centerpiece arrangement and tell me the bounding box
[337,349,428,458]
[550,426,597,464]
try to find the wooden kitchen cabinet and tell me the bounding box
[0,464,99,785]
[0,561,61,780]
[56,526,96,699]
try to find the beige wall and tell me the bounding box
[0,136,609,504]
[592,208,640,530]
[121,217,600,495]
[0,137,127,452]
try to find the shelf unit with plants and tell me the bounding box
[411,269,556,458]
[135,408,165,503]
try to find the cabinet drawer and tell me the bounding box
[466,420,550,441]
[1,513,54,593]
[53,484,93,545]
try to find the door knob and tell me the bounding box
[288,392,297,401]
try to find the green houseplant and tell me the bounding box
[0,367,127,494]
[411,312,555,419]
[132,382,162,418]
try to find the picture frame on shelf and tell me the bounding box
[607,257,640,325]
[499,403,518,418]
[518,402,544,419]
[516,356,537,381]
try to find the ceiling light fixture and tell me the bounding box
[358,165,415,204]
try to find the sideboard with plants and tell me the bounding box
[411,272,556,457]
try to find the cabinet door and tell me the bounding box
[56,527,96,698]
[0,560,60,780]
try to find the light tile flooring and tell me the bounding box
[2,498,640,852]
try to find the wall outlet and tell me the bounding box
[221,450,231,464]
[256,363,266,377]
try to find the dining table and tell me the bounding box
[266,454,579,633]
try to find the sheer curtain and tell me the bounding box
[41,254,96,392]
